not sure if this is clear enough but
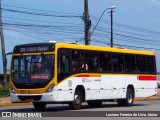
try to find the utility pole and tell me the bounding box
[0,0,7,86]
[110,9,113,47]
[84,0,91,45]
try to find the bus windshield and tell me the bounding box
[11,54,54,88]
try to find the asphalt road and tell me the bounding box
[0,100,160,111]
[0,101,159,120]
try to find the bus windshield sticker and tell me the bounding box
[31,74,50,80]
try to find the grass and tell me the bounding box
[0,83,10,98]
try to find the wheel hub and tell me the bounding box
[128,93,133,103]
[74,95,80,104]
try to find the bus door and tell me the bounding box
[57,49,72,101]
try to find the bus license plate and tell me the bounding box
[26,98,34,102]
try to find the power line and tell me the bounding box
[90,15,160,35]
[113,43,160,51]
[2,4,160,48]
[2,8,82,18]
[6,21,159,46]
[3,5,160,39]
[2,22,83,29]
[90,39,160,51]
[2,4,82,16]
[4,27,46,41]
[2,16,83,25]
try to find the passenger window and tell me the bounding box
[136,56,146,74]
[147,56,156,74]
[112,54,124,73]
[90,52,98,72]
[99,53,112,72]
[72,50,85,72]
[125,55,136,73]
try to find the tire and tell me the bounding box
[69,91,82,110]
[87,101,102,108]
[117,89,134,106]
[33,102,46,111]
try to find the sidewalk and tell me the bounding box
[0,97,32,107]
[0,89,160,107]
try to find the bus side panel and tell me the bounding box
[81,78,97,100]
[74,77,99,100]
[147,80,157,97]
[126,75,148,98]
[57,77,100,101]
[100,75,126,99]
[57,80,74,102]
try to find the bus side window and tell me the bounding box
[89,52,98,72]
[112,54,124,73]
[125,55,136,73]
[136,56,146,74]
[72,50,85,72]
[146,56,156,74]
[99,52,111,72]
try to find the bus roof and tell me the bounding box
[56,43,155,56]
[13,42,155,56]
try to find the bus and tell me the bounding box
[10,42,158,110]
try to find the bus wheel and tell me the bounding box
[33,102,46,111]
[69,91,82,110]
[117,89,134,106]
[87,101,102,108]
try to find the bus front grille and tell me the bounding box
[18,95,42,101]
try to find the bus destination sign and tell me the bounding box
[14,44,55,53]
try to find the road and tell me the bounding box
[0,101,159,120]
[0,100,160,111]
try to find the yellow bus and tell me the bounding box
[10,42,157,110]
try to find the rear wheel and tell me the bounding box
[117,88,134,106]
[87,101,102,108]
[69,91,82,110]
[33,102,46,111]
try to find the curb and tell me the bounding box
[0,102,32,107]
[134,97,160,101]
[0,97,159,107]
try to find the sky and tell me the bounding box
[0,0,160,73]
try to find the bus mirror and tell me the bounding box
[6,52,12,56]
[5,52,12,67]
[5,58,7,67]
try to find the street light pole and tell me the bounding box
[90,8,109,36]
[90,6,116,48]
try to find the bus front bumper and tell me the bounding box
[10,91,58,103]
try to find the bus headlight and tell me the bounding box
[10,86,16,94]
[46,84,54,93]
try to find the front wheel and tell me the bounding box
[69,91,82,110]
[33,102,46,111]
[117,89,134,106]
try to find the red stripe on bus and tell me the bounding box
[138,76,157,81]
[75,74,90,77]
[75,74,101,77]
